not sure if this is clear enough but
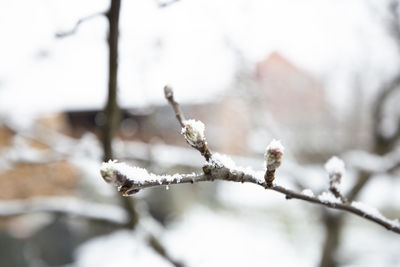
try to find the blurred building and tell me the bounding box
[255,52,327,125]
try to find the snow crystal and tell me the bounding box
[352,201,400,228]
[100,160,188,186]
[181,119,205,146]
[265,139,285,153]
[318,192,340,204]
[324,156,345,176]
[182,119,205,138]
[211,153,237,169]
[210,153,265,183]
[301,189,315,197]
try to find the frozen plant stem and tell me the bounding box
[325,156,348,203]
[100,86,400,235]
[100,160,400,234]
[164,85,212,161]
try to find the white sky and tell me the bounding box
[0,0,398,124]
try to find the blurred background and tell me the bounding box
[0,0,400,266]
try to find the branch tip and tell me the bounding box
[164,85,174,99]
[264,139,284,186]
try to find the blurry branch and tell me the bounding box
[100,86,400,234]
[0,197,128,226]
[55,11,106,38]
[148,235,184,267]
[372,73,400,154]
[0,196,183,266]
[388,0,400,48]
[155,0,180,8]
[319,4,400,263]
[98,2,182,266]
[344,149,400,174]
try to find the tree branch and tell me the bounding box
[164,85,212,161]
[100,86,400,235]
[55,11,106,38]
[101,161,400,234]
[164,85,186,128]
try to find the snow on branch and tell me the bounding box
[264,139,284,187]
[325,156,348,203]
[101,160,197,195]
[99,85,400,234]
[101,158,400,234]
[164,85,212,161]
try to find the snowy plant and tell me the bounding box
[324,156,347,203]
[181,119,206,148]
[99,86,400,235]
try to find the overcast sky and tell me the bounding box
[0,0,398,125]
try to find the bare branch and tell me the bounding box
[55,11,106,38]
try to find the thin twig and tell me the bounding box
[329,186,348,204]
[164,85,212,161]
[101,165,400,234]
[101,87,400,235]
[55,11,106,38]
[155,0,180,8]
[164,85,186,128]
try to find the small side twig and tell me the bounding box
[164,85,212,161]
[164,85,186,127]
[325,157,348,203]
[155,0,180,8]
[55,11,106,38]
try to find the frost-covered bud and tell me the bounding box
[264,139,284,187]
[182,119,205,148]
[100,160,140,195]
[325,156,345,190]
[265,139,284,170]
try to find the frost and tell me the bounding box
[301,189,315,197]
[318,192,340,204]
[210,153,237,169]
[265,139,285,153]
[210,153,265,183]
[100,160,193,188]
[265,139,284,170]
[181,119,205,146]
[324,156,345,176]
[352,201,400,228]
